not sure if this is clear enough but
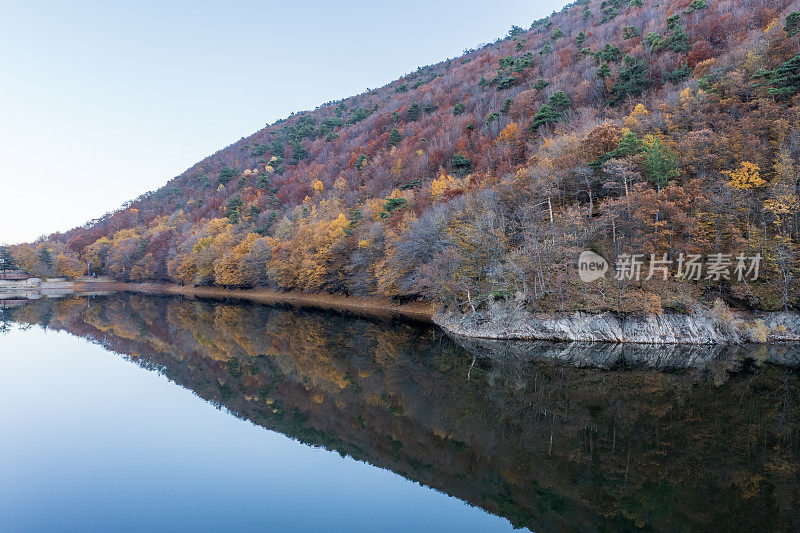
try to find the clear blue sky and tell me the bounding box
[0,0,570,244]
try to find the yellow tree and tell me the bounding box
[445,205,510,309]
[168,253,196,284]
[723,161,767,239]
[11,244,41,275]
[297,213,350,291]
[623,103,649,130]
[374,223,411,296]
[84,237,112,274]
[496,122,521,168]
[496,122,520,145]
[724,161,765,190]
[55,254,86,279]
[430,173,464,203]
[214,233,260,286]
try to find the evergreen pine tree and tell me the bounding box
[607,55,653,106]
[389,127,403,146]
[0,246,16,271]
[786,12,800,37]
[548,90,571,112]
[407,102,421,121]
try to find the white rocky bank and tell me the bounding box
[434,303,800,345]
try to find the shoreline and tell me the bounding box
[23,280,800,345]
[434,306,800,345]
[73,281,437,323]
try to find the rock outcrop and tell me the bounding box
[434,303,800,345]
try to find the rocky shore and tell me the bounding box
[434,303,800,345]
[0,277,75,300]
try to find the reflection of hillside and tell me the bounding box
[449,334,800,371]
[12,295,800,531]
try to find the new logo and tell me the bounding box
[578,251,608,282]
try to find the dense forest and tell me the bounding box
[8,0,800,314]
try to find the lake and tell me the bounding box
[1,294,799,531]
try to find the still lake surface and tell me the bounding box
[1,294,798,532]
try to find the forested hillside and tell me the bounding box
[10,0,800,313]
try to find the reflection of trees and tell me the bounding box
[0,305,16,333]
[12,295,800,531]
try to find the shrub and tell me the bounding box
[453,102,466,115]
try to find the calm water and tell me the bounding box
[1,294,799,532]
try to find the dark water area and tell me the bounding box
[1,294,799,532]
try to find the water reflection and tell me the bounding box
[6,294,800,531]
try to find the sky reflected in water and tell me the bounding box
[0,325,513,532]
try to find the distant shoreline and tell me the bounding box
[73,281,436,323]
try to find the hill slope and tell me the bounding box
[9,0,800,314]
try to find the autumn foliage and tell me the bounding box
[14,1,800,312]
